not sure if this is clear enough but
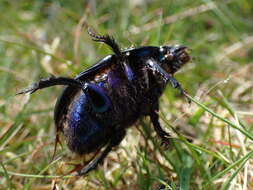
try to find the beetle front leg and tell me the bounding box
[76,129,126,176]
[150,110,171,145]
[146,59,190,103]
[168,76,187,96]
[17,76,83,95]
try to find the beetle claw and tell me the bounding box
[16,83,39,95]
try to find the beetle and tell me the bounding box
[18,28,191,175]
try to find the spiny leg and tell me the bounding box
[76,144,112,176]
[51,132,62,162]
[87,28,134,82]
[17,76,85,160]
[150,110,171,146]
[17,76,83,95]
[87,27,121,56]
[65,149,100,175]
[76,129,126,176]
[150,109,193,146]
[146,59,190,103]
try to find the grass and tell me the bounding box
[0,0,253,189]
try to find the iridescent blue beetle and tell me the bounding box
[18,28,191,175]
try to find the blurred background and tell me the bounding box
[0,0,253,189]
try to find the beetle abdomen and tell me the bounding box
[64,93,108,155]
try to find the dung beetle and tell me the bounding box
[18,28,191,175]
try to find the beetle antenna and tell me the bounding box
[87,27,122,56]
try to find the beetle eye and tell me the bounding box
[159,47,173,62]
[164,52,174,61]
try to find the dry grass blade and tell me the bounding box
[129,1,221,34]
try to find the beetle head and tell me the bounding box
[158,45,190,74]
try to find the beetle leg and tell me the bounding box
[146,59,190,103]
[150,110,171,145]
[87,27,121,56]
[87,28,134,82]
[76,144,112,176]
[76,129,126,176]
[16,76,83,95]
[146,59,181,88]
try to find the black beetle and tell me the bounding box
[18,28,190,175]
